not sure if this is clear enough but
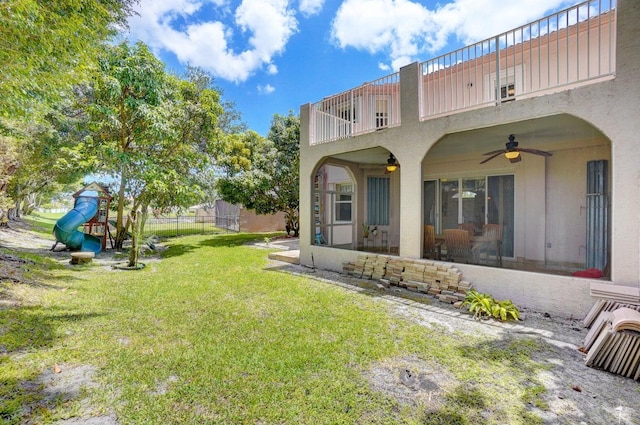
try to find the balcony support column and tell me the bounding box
[396,153,424,259]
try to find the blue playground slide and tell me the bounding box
[53,191,102,253]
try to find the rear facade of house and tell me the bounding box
[299,0,640,318]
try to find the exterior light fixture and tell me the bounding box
[386,153,398,172]
[503,134,521,162]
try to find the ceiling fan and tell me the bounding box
[385,153,399,173]
[480,134,552,164]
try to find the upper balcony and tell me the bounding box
[308,0,616,146]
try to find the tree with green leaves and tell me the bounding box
[216,112,300,236]
[0,0,137,222]
[83,41,168,249]
[5,89,99,219]
[0,0,137,118]
[122,69,222,267]
[82,46,223,263]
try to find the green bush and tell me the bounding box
[462,290,520,321]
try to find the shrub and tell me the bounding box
[462,290,520,322]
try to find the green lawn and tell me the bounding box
[22,212,63,235]
[0,233,553,424]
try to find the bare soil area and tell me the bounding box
[269,260,640,424]
[2,223,640,424]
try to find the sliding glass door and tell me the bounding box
[424,174,514,257]
[487,175,514,257]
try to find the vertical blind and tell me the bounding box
[367,177,390,225]
[586,160,608,271]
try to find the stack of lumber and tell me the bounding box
[342,255,473,304]
[590,282,640,304]
[583,283,640,328]
[584,307,640,380]
[583,299,640,328]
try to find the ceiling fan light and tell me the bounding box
[386,153,398,172]
[505,151,520,159]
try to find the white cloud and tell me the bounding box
[299,0,324,16]
[257,83,276,94]
[331,0,575,71]
[266,63,278,74]
[128,0,297,83]
[378,62,391,72]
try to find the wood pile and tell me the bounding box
[584,307,640,380]
[343,255,473,304]
[583,299,640,328]
[590,282,640,304]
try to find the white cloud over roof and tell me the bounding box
[128,0,575,82]
[128,0,298,83]
[331,0,575,71]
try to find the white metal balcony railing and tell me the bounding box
[420,0,616,118]
[309,0,616,146]
[309,72,400,145]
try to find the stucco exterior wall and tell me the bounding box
[300,0,640,318]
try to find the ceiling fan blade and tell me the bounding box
[518,147,553,157]
[482,149,506,156]
[509,155,522,164]
[480,152,503,164]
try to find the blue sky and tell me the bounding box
[126,0,579,136]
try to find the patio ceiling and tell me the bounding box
[327,114,607,166]
[428,114,607,162]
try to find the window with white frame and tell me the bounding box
[334,183,353,222]
[485,64,524,102]
[500,76,516,100]
[375,97,389,128]
[333,98,360,124]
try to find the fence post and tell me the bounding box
[176,216,179,237]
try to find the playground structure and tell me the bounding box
[53,183,111,253]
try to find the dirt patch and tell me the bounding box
[365,356,455,409]
[273,262,640,425]
[0,222,163,273]
[20,364,118,425]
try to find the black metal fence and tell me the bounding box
[142,215,238,238]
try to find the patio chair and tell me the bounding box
[457,222,475,237]
[443,229,472,263]
[472,224,503,266]
[423,225,441,260]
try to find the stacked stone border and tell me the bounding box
[343,254,473,304]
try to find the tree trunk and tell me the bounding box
[127,209,140,267]
[288,208,299,237]
[114,170,127,249]
[21,193,38,216]
[8,204,19,220]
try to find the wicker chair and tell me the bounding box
[423,225,441,260]
[472,224,503,266]
[443,229,472,263]
[457,222,475,237]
